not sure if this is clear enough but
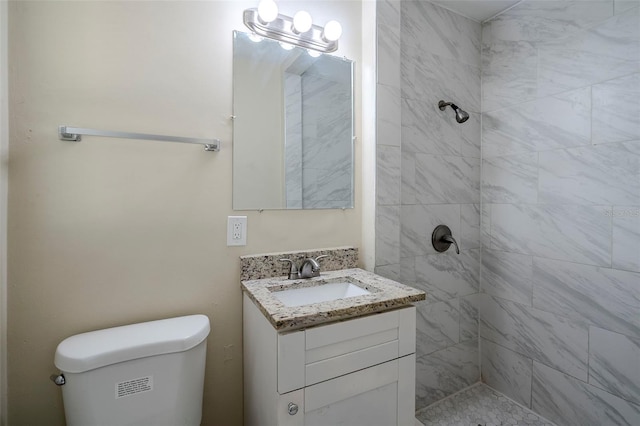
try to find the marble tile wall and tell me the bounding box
[375,0,482,410]
[480,1,640,425]
[375,0,402,280]
[283,68,352,209]
[300,73,352,209]
[376,0,639,418]
[284,73,303,209]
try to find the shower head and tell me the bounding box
[438,100,469,123]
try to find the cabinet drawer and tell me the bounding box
[278,306,416,394]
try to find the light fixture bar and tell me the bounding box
[243,8,338,53]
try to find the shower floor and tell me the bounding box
[415,383,556,426]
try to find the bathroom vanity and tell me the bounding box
[242,268,425,426]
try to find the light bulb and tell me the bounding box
[257,0,278,23]
[279,41,295,50]
[293,11,312,33]
[307,49,321,58]
[248,33,264,42]
[322,20,342,42]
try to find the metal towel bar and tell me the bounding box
[58,125,220,152]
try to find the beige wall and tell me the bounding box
[7,1,363,425]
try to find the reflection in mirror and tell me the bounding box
[233,31,354,210]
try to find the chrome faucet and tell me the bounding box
[279,258,299,280]
[280,255,329,279]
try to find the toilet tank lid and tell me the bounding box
[54,314,210,373]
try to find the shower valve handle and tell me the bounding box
[432,225,460,254]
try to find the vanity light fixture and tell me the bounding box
[244,0,342,53]
[257,0,278,23]
[292,11,312,34]
[322,20,342,42]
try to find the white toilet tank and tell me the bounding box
[54,314,210,426]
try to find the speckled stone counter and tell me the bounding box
[240,247,358,281]
[241,268,426,331]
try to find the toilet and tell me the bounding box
[53,314,210,426]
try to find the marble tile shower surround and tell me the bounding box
[481,249,533,306]
[537,8,640,99]
[612,206,640,272]
[592,73,640,144]
[415,339,479,409]
[401,46,481,113]
[489,203,612,266]
[487,0,613,43]
[479,2,640,425]
[532,258,640,337]
[377,205,401,265]
[482,87,592,158]
[400,0,481,68]
[481,338,533,407]
[412,249,480,302]
[239,247,357,281]
[375,0,640,421]
[538,141,640,206]
[479,294,590,381]
[532,362,640,426]
[589,327,640,405]
[482,1,640,111]
[376,0,482,411]
[402,98,478,157]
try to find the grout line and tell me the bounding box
[587,324,591,385]
[610,204,614,268]
[590,84,594,147]
[416,382,484,413]
[529,357,534,410]
[482,0,526,24]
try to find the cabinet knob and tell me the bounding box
[288,402,299,415]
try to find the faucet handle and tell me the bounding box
[279,258,299,280]
[314,255,328,263]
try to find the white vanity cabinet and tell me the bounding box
[243,294,417,426]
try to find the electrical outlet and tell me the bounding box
[233,222,242,240]
[227,216,247,246]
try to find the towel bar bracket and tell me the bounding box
[204,142,220,152]
[59,126,81,142]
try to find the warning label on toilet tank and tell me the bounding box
[116,376,154,399]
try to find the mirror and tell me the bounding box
[232,31,354,210]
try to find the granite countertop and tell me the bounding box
[241,268,426,331]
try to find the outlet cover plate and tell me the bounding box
[227,216,247,246]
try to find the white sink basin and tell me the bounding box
[272,282,371,307]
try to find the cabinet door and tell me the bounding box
[277,356,416,426]
[302,355,416,426]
